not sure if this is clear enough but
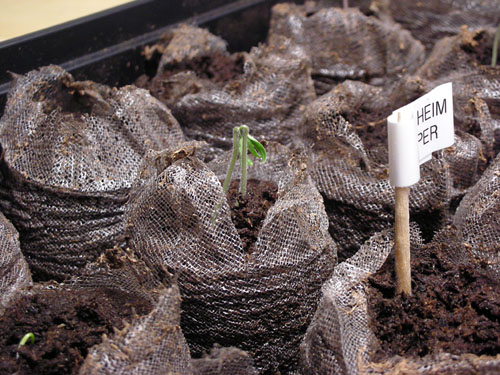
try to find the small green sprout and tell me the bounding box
[16,332,35,359]
[492,22,500,67]
[213,126,266,221]
[222,125,266,196]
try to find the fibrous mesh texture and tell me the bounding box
[139,24,316,155]
[192,347,258,375]
[0,65,185,281]
[0,212,31,314]
[386,0,500,52]
[453,153,500,279]
[79,284,194,375]
[298,224,500,374]
[301,87,453,259]
[299,229,398,374]
[409,27,500,159]
[361,352,500,375]
[73,246,260,375]
[126,144,337,374]
[139,24,231,110]
[299,149,500,374]
[267,3,425,94]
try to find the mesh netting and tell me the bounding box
[125,143,337,374]
[452,153,500,278]
[386,0,500,52]
[79,284,193,375]
[408,27,500,159]
[0,65,185,280]
[139,24,231,110]
[139,24,316,155]
[267,3,425,94]
[192,347,257,375]
[0,1,498,373]
[0,212,31,314]
[299,217,500,374]
[300,87,453,259]
[299,229,397,374]
[361,352,500,374]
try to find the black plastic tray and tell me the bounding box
[0,0,290,115]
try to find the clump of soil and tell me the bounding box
[226,179,278,253]
[346,108,392,151]
[367,239,500,362]
[34,75,112,117]
[137,52,245,96]
[0,286,152,375]
[157,52,245,85]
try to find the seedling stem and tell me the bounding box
[492,22,500,67]
[17,332,35,359]
[240,125,249,195]
[213,126,266,221]
[223,127,241,194]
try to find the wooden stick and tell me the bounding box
[395,186,411,295]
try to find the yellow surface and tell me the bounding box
[0,0,136,42]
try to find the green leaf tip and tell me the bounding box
[222,125,266,196]
[247,134,266,163]
[19,333,35,347]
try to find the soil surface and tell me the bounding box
[226,178,278,253]
[346,108,392,151]
[367,238,500,362]
[158,52,245,85]
[136,52,245,104]
[0,286,152,375]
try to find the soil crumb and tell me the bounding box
[157,52,245,84]
[226,179,278,253]
[367,238,500,362]
[136,52,245,102]
[0,286,152,375]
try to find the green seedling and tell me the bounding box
[16,332,35,359]
[492,22,500,67]
[222,125,266,196]
[213,126,266,221]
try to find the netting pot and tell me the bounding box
[125,144,337,374]
[0,66,185,280]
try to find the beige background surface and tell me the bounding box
[0,0,135,42]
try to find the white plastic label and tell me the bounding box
[388,82,454,187]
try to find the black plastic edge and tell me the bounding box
[0,0,296,115]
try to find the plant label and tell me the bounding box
[388,82,454,187]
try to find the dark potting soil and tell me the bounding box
[158,52,245,84]
[136,52,245,103]
[226,179,278,253]
[34,74,113,118]
[367,239,500,362]
[0,286,152,375]
[346,107,392,151]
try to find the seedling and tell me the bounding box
[492,22,500,67]
[222,125,266,196]
[213,126,266,221]
[16,332,35,359]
